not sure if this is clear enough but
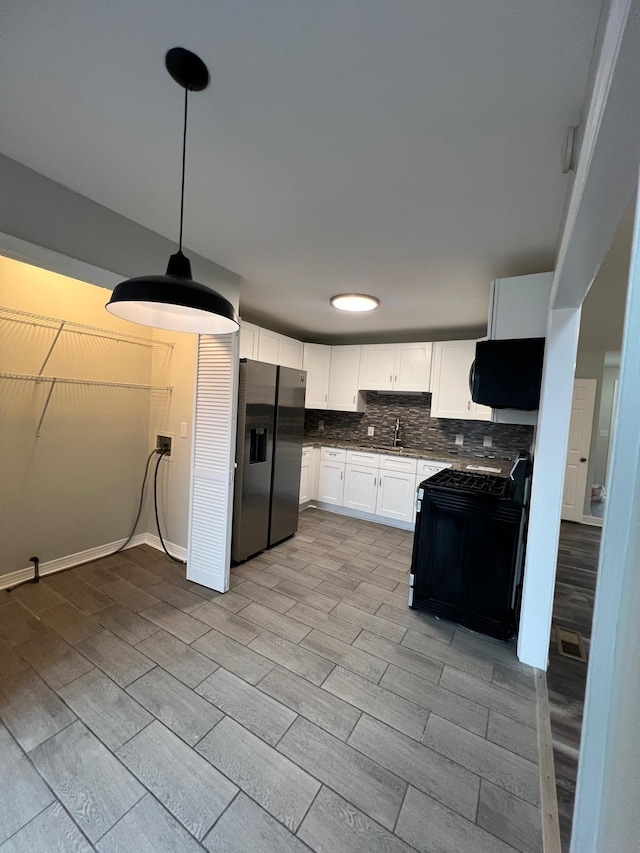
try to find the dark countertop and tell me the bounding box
[302,439,513,474]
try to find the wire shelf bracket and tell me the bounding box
[0,372,173,437]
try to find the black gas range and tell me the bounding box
[409,454,532,640]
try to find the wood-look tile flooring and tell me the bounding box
[0,508,542,852]
[548,521,600,851]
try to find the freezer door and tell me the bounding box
[269,366,307,547]
[232,360,277,562]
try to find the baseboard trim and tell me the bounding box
[0,532,186,590]
[312,501,414,531]
[0,534,147,591]
[535,668,562,853]
[581,514,603,527]
[144,533,187,561]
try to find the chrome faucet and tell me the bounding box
[392,417,402,448]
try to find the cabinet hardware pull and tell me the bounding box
[324,394,327,402]
[352,395,355,404]
[374,478,376,486]
[395,375,398,383]
[341,471,343,480]
[467,401,471,410]
[389,375,392,383]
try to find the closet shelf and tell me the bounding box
[0,305,174,349]
[0,373,173,438]
[0,372,173,391]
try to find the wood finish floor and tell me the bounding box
[1,508,542,852]
[548,521,600,851]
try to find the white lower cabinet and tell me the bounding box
[375,455,418,524]
[317,448,346,505]
[343,465,378,513]
[300,446,319,504]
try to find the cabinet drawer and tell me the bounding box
[346,450,380,468]
[416,459,452,478]
[302,446,314,460]
[379,454,417,474]
[321,447,347,463]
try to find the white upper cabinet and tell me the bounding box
[489,272,553,340]
[279,334,304,370]
[359,343,432,392]
[430,340,491,421]
[255,327,303,369]
[394,343,432,392]
[303,343,331,409]
[239,320,259,360]
[359,344,396,391]
[328,346,366,412]
[257,328,281,365]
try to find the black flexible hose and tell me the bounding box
[153,449,186,564]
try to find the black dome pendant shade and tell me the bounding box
[106,48,238,335]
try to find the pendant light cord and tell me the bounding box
[178,86,188,252]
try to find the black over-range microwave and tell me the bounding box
[470,337,545,410]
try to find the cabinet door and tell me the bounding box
[359,345,395,391]
[394,343,432,392]
[317,460,345,505]
[430,340,491,421]
[344,465,378,513]
[299,460,311,504]
[489,273,552,340]
[376,471,416,523]
[279,335,304,370]
[303,344,331,409]
[328,346,365,412]
[239,321,259,359]
[257,328,281,365]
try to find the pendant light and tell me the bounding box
[106,47,239,334]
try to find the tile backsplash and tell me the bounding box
[304,392,534,460]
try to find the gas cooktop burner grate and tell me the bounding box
[423,469,512,498]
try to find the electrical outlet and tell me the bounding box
[483,436,493,448]
[455,434,464,446]
[318,420,325,431]
[156,434,172,456]
[367,426,375,437]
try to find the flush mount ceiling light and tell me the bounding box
[330,293,380,312]
[106,47,239,334]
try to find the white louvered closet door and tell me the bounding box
[187,332,239,590]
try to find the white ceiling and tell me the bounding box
[0,0,602,342]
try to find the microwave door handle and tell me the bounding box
[468,359,476,395]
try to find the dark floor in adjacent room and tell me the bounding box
[548,520,600,852]
[1,508,542,852]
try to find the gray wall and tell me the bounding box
[0,155,240,306]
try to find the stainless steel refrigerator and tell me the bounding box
[232,359,307,563]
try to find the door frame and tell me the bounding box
[562,378,597,523]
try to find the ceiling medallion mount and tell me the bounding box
[165,47,210,92]
[330,293,380,313]
[106,47,238,335]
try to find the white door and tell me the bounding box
[317,461,345,505]
[376,471,416,523]
[359,344,395,390]
[394,343,433,392]
[562,378,597,522]
[328,346,365,412]
[303,343,331,409]
[343,465,378,513]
